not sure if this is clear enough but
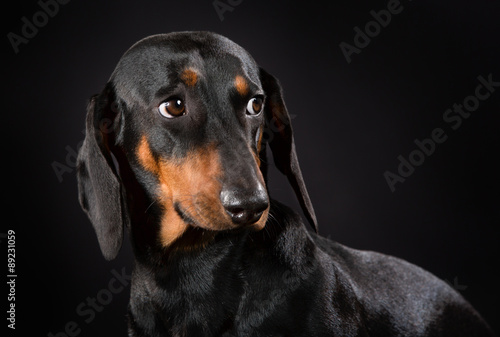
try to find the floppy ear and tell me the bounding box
[76,86,128,260]
[259,68,318,232]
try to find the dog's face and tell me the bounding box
[114,33,269,246]
[77,32,317,259]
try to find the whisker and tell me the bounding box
[144,200,157,214]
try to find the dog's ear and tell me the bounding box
[259,68,318,233]
[76,85,128,260]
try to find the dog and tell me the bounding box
[76,31,495,336]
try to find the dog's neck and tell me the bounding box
[127,201,317,334]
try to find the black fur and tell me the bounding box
[76,31,495,336]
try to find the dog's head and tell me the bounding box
[77,32,317,260]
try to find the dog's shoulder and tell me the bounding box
[311,234,495,336]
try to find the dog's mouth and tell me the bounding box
[173,199,267,232]
[173,202,197,226]
[173,200,237,231]
[172,201,214,229]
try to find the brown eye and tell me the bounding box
[158,98,186,118]
[247,96,263,116]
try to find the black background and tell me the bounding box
[3,0,499,335]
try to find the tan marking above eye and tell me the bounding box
[180,68,198,87]
[234,75,249,96]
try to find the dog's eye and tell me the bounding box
[158,98,186,118]
[246,97,264,116]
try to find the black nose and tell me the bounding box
[220,186,269,226]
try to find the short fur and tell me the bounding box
[77,32,495,337]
